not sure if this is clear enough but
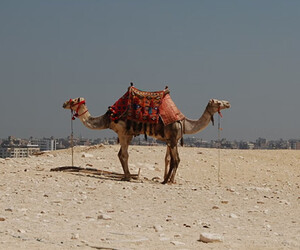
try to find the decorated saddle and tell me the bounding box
[108,85,184,125]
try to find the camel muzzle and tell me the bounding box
[63,102,69,109]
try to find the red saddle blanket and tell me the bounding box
[109,86,184,125]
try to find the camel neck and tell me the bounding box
[75,106,110,130]
[183,109,212,135]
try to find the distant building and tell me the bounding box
[289,140,300,150]
[255,137,267,149]
[239,141,255,149]
[29,138,57,151]
[0,145,40,158]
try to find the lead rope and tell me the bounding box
[217,110,222,184]
[71,110,74,167]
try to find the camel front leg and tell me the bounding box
[118,135,133,181]
[164,146,171,180]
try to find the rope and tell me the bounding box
[71,111,74,167]
[218,113,221,184]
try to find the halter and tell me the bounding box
[208,105,223,126]
[218,106,223,118]
[70,99,88,120]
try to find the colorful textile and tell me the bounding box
[108,91,129,121]
[108,86,184,125]
[159,94,185,125]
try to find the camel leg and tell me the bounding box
[118,135,133,181]
[170,148,180,183]
[164,146,171,180]
[162,144,179,184]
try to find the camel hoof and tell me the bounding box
[162,179,169,184]
[161,179,176,185]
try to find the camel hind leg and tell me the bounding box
[170,148,180,183]
[164,146,171,180]
[118,135,133,181]
[162,144,180,184]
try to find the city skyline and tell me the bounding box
[1,1,300,141]
[1,134,300,146]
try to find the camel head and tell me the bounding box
[63,98,87,120]
[207,99,230,113]
[63,97,86,110]
[206,99,230,125]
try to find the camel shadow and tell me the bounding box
[50,166,160,184]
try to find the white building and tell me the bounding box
[0,146,40,158]
[29,138,57,151]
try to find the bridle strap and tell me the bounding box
[207,106,223,126]
[70,99,88,120]
[218,106,223,118]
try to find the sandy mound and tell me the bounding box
[0,145,299,249]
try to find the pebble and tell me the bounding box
[201,222,210,228]
[279,200,290,205]
[171,241,185,246]
[81,153,94,158]
[71,233,79,239]
[97,214,112,220]
[229,213,238,219]
[227,187,235,192]
[265,224,272,230]
[199,233,224,243]
[154,225,163,232]
[160,237,170,241]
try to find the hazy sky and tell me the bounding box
[1,0,299,141]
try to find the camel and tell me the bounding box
[63,87,230,184]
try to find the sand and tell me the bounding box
[0,145,299,249]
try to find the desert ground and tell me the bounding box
[0,144,299,249]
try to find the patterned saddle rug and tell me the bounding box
[108,86,184,125]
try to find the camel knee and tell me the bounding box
[118,149,128,162]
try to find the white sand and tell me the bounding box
[0,145,299,249]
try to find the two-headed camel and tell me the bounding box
[63,86,230,184]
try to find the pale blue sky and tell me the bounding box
[1,0,299,140]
